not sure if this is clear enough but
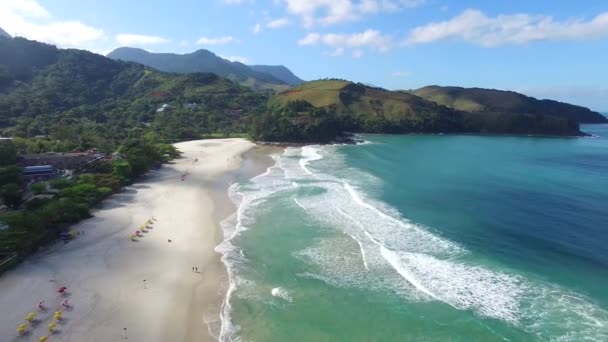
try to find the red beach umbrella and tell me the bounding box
[58,286,67,293]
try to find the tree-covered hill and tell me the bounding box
[0,36,267,151]
[250,65,304,86]
[0,37,594,146]
[250,79,583,142]
[107,47,297,92]
[412,86,607,124]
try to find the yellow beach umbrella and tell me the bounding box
[25,312,36,322]
[53,311,62,320]
[40,336,49,342]
[17,323,26,334]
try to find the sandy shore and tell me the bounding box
[0,139,272,342]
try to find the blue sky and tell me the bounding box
[2,0,608,111]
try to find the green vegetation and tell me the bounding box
[0,135,179,262]
[0,37,268,151]
[412,86,608,124]
[258,79,583,141]
[106,47,297,91]
[250,100,342,143]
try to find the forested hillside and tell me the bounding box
[0,37,266,152]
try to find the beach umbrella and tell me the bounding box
[53,311,62,320]
[25,312,36,322]
[48,322,57,331]
[17,324,26,335]
[39,336,49,342]
[58,286,67,293]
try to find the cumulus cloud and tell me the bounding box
[406,9,608,47]
[196,36,237,45]
[299,29,392,56]
[0,0,104,47]
[116,34,170,46]
[267,17,290,28]
[281,0,425,28]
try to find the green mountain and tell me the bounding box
[413,86,607,124]
[250,65,303,86]
[107,47,296,92]
[249,80,582,142]
[0,37,267,149]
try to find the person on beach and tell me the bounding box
[38,300,45,310]
[61,299,69,308]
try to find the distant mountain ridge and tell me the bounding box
[412,86,607,124]
[107,47,303,91]
[0,27,10,38]
[250,65,303,86]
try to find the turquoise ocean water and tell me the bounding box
[217,124,608,342]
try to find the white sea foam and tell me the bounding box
[219,145,608,342]
[271,287,293,302]
[299,145,323,175]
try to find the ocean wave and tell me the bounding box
[271,287,293,302]
[218,144,608,341]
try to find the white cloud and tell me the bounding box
[281,0,425,28]
[116,34,170,46]
[220,55,250,64]
[406,9,608,47]
[352,49,364,58]
[267,17,290,28]
[299,29,392,56]
[0,0,104,47]
[298,33,321,45]
[253,23,262,34]
[196,36,237,45]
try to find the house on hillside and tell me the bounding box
[22,165,58,181]
[156,104,172,113]
[18,150,105,170]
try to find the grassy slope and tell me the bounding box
[270,80,457,122]
[412,86,607,123]
[269,80,583,136]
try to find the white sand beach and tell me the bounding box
[0,139,258,342]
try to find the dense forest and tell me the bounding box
[0,37,267,153]
[0,36,595,147]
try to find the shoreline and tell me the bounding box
[0,138,273,342]
[205,145,283,340]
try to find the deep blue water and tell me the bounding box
[221,124,608,341]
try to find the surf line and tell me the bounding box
[294,198,310,214]
[338,181,444,302]
[336,208,370,271]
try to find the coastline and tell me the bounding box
[206,145,283,340]
[0,138,275,342]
